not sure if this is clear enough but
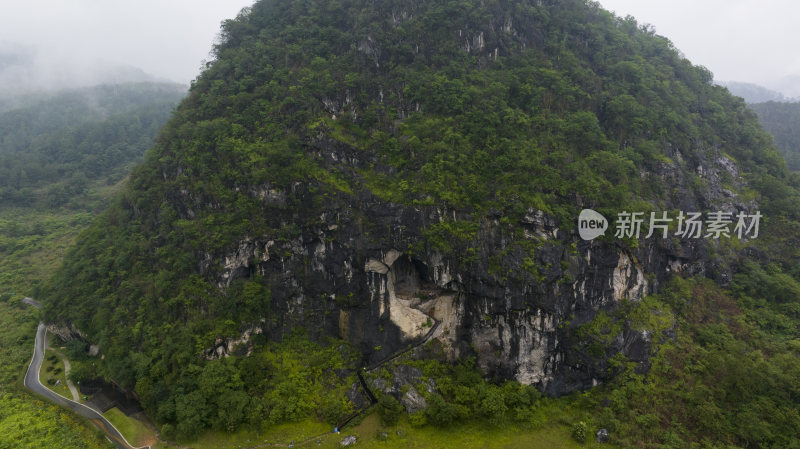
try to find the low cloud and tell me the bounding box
[0,43,156,93]
[0,1,253,86]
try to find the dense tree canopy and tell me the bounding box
[38,0,800,446]
[749,101,800,171]
[0,83,186,208]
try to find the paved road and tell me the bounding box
[25,322,147,449]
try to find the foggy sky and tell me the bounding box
[598,0,800,95]
[1,1,798,95]
[0,0,253,88]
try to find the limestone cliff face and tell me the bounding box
[46,323,87,342]
[41,0,769,403]
[193,136,747,396]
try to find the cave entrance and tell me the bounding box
[390,254,426,299]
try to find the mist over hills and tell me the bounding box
[767,75,800,99]
[0,42,171,102]
[721,79,800,104]
[721,81,790,103]
[0,82,187,208]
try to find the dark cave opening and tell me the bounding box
[390,254,428,298]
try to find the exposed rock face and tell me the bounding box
[46,323,86,342]
[204,320,265,360]
[189,134,748,396]
[346,382,371,411]
[371,365,414,392]
[41,0,763,403]
[401,387,427,414]
[370,365,435,413]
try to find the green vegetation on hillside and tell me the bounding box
[0,208,97,298]
[0,83,185,297]
[749,101,800,170]
[0,83,184,447]
[0,299,112,449]
[579,276,800,448]
[37,0,800,447]
[0,83,186,208]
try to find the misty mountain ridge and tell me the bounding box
[0,81,186,209]
[0,42,173,101]
[721,80,800,103]
[0,80,187,124]
[764,74,800,99]
[721,81,788,103]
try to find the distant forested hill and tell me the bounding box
[749,101,800,171]
[723,81,788,103]
[0,83,186,208]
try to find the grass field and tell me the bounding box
[40,348,73,400]
[342,413,613,449]
[171,405,618,449]
[175,420,331,449]
[104,407,162,448]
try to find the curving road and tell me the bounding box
[24,322,148,449]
